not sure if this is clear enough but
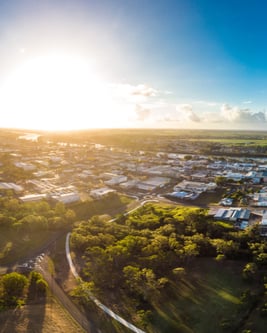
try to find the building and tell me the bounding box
[90,187,115,199]
[0,182,23,192]
[214,208,251,223]
[19,194,48,203]
[51,192,80,204]
[136,177,170,192]
[105,175,128,186]
[174,180,217,193]
[168,191,200,201]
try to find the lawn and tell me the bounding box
[148,258,254,333]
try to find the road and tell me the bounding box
[1,231,98,333]
[66,233,146,333]
[37,258,95,333]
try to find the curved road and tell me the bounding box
[64,199,173,333]
[66,233,146,333]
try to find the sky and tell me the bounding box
[1,0,267,131]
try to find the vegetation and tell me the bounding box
[0,271,47,309]
[0,192,130,264]
[0,198,76,264]
[2,128,267,331]
[70,203,267,332]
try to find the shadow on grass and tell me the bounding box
[0,298,46,333]
[148,258,250,333]
[26,300,46,333]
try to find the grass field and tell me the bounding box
[147,258,257,333]
[0,297,85,333]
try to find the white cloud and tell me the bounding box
[131,84,158,97]
[176,104,201,122]
[110,83,158,101]
[220,104,267,123]
[242,100,252,104]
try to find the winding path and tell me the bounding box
[66,233,146,333]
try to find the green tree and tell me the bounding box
[55,202,66,215]
[1,272,28,306]
[65,209,76,223]
[123,266,166,301]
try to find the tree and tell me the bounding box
[36,279,48,295]
[182,241,199,264]
[65,209,76,223]
[55,202,66,215]
[1,272,28,306]
[211,239,238,258]
[28,271,48,298]
[123,266,166,302]
[242,262,258,281]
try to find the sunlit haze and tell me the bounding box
[1,53,121,130]
[1,0,267,130]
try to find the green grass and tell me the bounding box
[148,258,253,333]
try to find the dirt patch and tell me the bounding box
[0,298,85,333]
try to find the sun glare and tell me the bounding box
[1,53,116,130]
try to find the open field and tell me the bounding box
[184,138,267,145]
[0,297,85,333]
[148,258,257,333]
[37,128,267,145]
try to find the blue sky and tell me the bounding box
[1,0,267,130]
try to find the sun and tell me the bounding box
[0,53,116,130]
